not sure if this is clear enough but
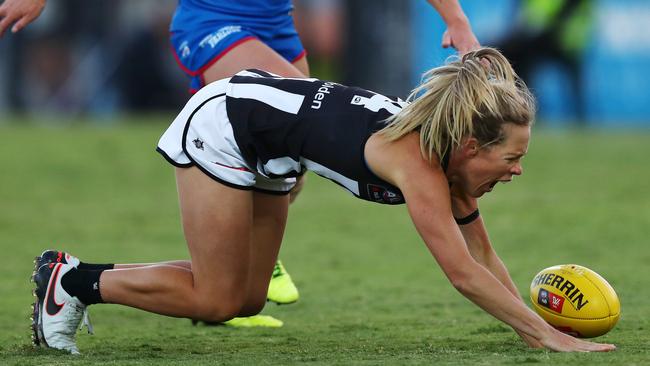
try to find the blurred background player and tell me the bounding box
[0,0,480,112]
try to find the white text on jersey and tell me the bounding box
[311,82,336,110]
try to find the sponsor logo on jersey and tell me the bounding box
[310,81,336,110]
[532,272,589,310]
[367,184,403,204]
[179,40,191,59]
[199,26,242,49]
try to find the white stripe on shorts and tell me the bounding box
[227,83,305,114]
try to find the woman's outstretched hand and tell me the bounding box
[539,327,616,352]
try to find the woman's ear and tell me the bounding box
[462,137,480,158]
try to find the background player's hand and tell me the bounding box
[539,327,616,352]
[441,20,480,55]
[0,0,46,37]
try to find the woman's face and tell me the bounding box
[453,124,531,198]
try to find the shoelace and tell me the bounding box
[79,308,94,335]
[272,262,284,278]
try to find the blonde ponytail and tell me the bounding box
[380,47,536,160]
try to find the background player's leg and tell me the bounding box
[292,55,310,77]
[202,38,308,81]
[200,38,306,304]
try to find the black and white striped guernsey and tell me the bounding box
[225,69,407,204]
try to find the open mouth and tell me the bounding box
[480,180,503,195]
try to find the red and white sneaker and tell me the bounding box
[32,263,92,354]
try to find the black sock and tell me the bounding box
[60,268,106,305]
[77,262,114,271]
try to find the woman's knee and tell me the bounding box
[237,298,267,317]
[191,294,245,322]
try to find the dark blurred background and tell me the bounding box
[1,0,649,127]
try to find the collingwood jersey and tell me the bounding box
[225,69,407,204]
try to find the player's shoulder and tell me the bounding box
[366,132,445,191]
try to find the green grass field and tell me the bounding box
[1,120,649,365]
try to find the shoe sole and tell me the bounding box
[31,257,49,348]
[191,319,226,326]
[267,298,298,305]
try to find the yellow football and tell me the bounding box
[529,264,620,338]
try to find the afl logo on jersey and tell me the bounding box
[367,184,404,204]
[350,94,405,114]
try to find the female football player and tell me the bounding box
[32,47,615,353]
[4,1,481,321]
[168,0,478,316]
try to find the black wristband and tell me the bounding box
[455,209,480,225]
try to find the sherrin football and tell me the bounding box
[529,264,620,338]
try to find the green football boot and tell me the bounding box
[267,260,299,304]
[224,315,284,328]
[192,314,283,328]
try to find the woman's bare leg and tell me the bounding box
[106,193,289,316]
[240,191,290,315]
[108,39,307,275]
[113,261,191,270]
[202,38,309,82]
[98,167,275,321]
[200,38,308,284]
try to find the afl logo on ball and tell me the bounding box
[538,288,565,313]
